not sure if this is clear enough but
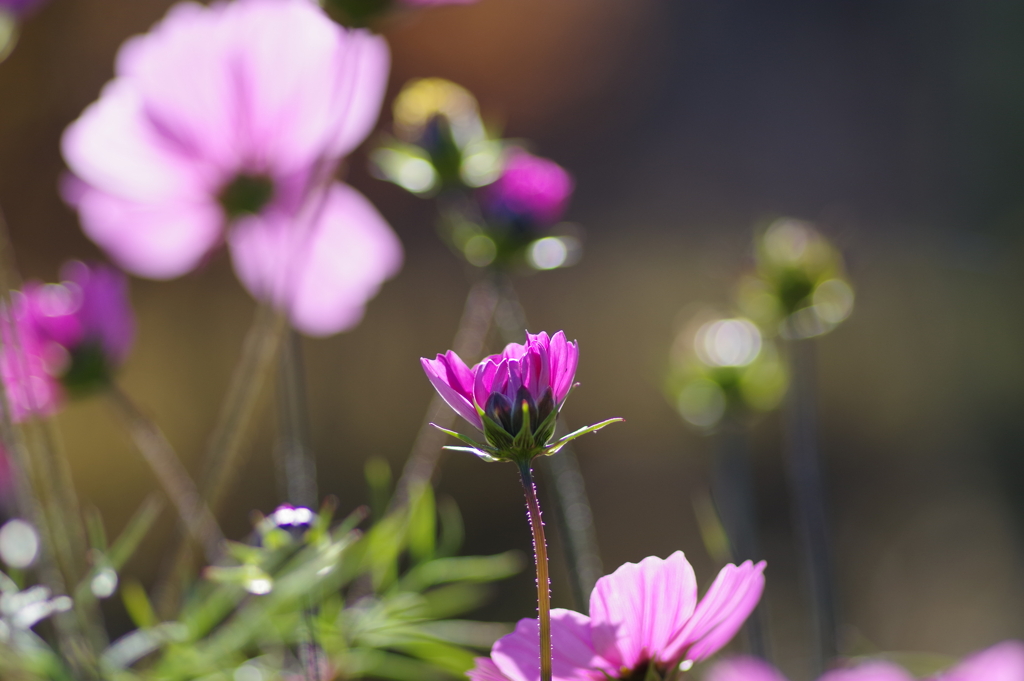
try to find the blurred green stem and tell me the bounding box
[782,337,838,673]
[518,461,552,681]
[275,328,317,509]
[393,275,498,503]
[0,206,101,676]
[157,304,286,615]
[108,385,224,562]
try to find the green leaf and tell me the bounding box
[441,446,501,463]
[121,580,158,630]
[430,424,496,453]
[408,482,437,564]
[436,496,464,558]
[400,552,524,593]
[108,494,164,571]
[544,418,624,455]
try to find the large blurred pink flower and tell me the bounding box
[708,641,1024,681]
[61,0,401,336]
[472,552,766,681]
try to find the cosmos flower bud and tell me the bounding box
[421,330,620,464]
[481,149,574,230]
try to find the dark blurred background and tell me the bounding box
[3,1,1024,678]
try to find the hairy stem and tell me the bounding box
[518,461,552,681]
[108,385,224,562]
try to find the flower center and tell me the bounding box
[218,173,274,219]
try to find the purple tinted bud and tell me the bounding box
[481,149,574,228]
[61,261,135,365]
[423,330,578,437]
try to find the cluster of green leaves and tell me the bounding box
[0,468,522,681]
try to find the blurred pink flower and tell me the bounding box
[0,0,46,18]
[422,330,578,432]
[936,641,1024,681]
[400,0,478,5]
[708,641,1024,681]
[481,149,574,228]
[61,0,401,337]
[0,262,135,418]
[473,552,766,681]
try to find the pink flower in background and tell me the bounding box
[61,0,402,337]
[481,149,574,228]
[472,552,766,681]
[422,330,578,432]
[0,0,46,18]
[0,262,135,418]
[936,641,1024,681]
[707,641,1024,681]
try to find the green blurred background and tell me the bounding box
[3,1,1024,678]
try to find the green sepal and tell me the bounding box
[481,411,515,451]
[533,407,559,447]
[442,446,502,463]
[511,401,535,451]
[430,423,497,454]
[544,418,624,456]
[644,661,665,681]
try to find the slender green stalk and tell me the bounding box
[108,385,224,562]
[782,336,838,674]
[393,275,498,503]
[0,206,102,675]
[274,328,317,508]
[518,461,552,681]
[157,304,286,614]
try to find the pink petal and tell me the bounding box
[439,350,474,400]
[229,182,401,337]
[61,79,211,203]
[705,657,789,681]
[935,641,1024,681]
[819,662,916,681]
[66,179,222,279]
[668,560,766,663]
[473,358,501,410]
[588,552,699,670]
[468,658,512,681]
[502,340,528,361]
[492,609,611,681]
[421,356,481,430]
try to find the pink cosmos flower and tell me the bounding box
[481,149,574,229]
[422,330,578,433]
[61,0,402,337]
[0,262,135,419]
[708,640,1024,681]
[471,552,766,681]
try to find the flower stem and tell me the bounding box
[393,275,498,504]
[518,461,552,681]
[782,337,838,674]
[107,385,224,562]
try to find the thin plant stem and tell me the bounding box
[0,206,101,674]
[393,275,498,504]
[157,304,286,614]
[518,461,552,681]
[275,328,316,508]
[782,336,838,674]
[712,415,766,658]
[107,385,225,563]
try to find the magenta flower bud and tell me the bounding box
[481,149,574,229]
[423,330,619,463]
